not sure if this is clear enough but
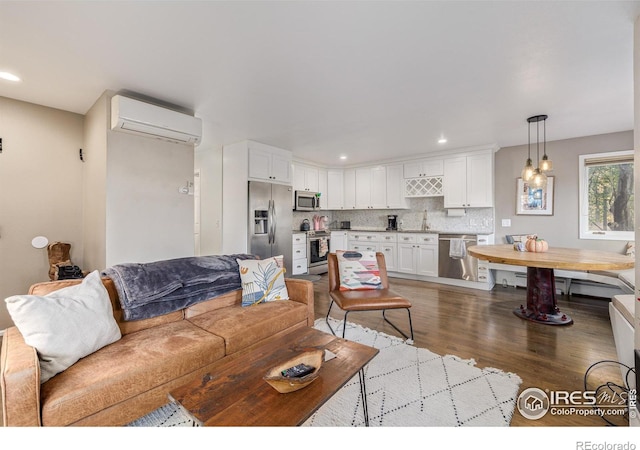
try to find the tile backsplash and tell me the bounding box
[293,197,494,233]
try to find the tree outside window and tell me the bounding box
[579,150,634,241]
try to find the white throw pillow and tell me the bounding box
[237,255,289,307]
[4,270,122,383]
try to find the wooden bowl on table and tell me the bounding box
[263,349,324,393]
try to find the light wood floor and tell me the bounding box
[312,274,630,427]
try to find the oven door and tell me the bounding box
[307,236,330,274]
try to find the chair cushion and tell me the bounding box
[336,250,382,290]
[237,255,289,306]
[330,288,411,311]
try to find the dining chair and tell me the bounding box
[326,251,414,343]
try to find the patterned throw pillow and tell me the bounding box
[336,250,382,291]
[238,255,289,307]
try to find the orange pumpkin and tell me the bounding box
[525,237,549,253]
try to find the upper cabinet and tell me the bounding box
[403,159,444,178]
[248,142,292,184]
[356,166,387,209]
[326,169,345,209]
[403,158,444,198]
[343,169,357,209]
[292,163,319,192]
[443,151,494,208]
[292,146,495,210]
[385,164,408,209]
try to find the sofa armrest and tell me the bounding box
[284,279,315,326]
[1,327,42,426]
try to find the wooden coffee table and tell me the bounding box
[168,326,379,426]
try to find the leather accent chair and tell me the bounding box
[326,252,414,343]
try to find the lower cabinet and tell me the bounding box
[396,234,438,277]
[329,231,348,253]
[347,232,397,272]
[292,233,308,275]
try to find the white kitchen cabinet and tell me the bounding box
[348,232,397,271]
[318,168,327,208]
[355,166,387,209]
[292,163,319,193]
[396,233,438,276]
[326,169,344,209]
[403,159,444,178]
[397,241,416,273]
[385,164,408,209]
[370,166,387,209]
[329,231,348,253]
[248,143,292,184]
[343,169,356,209]
[443,152,493,208]
[292,233,308,275]
[379,243,397,272]
[355,167,371,209]
[476,234,495,284]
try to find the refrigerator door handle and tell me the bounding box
[271,200,278,245]
[267,200,274,244]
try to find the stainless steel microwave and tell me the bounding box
[294,191,321,211]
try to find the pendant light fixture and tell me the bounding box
[521,114,549,188]
[538,116,553,172]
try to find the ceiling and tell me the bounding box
[1,1,639,167]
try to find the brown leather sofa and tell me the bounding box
[1,276,314,426]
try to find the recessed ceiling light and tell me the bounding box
[0,72,21,82]
[438,138,447,144]
[340,155,347,160]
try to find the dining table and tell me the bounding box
[467,244,634,325]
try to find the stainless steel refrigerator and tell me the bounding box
[248,181,293,274]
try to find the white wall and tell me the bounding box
[105,128,195,265]
[221,141,249,254]
[0,97,84,331]
[195,145,223,255]
[494,131,634,254]
[82,90,195,268]
[82,93,108,271]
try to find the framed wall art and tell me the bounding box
[516,176,554,215]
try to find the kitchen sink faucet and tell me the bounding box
[421,209,430,231]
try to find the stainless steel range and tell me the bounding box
[306,230,331,275]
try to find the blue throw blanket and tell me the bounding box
[103,254,258,321]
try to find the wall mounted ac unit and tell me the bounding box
[110,95,202,145]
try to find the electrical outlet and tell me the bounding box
[501,219,511,227]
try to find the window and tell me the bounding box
[579,150,634,241]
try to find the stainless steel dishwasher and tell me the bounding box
[438,234,478,281]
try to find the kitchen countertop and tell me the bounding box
[329,228,494,235]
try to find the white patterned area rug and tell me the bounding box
[305,318,522,427]
[127,318,522,427]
